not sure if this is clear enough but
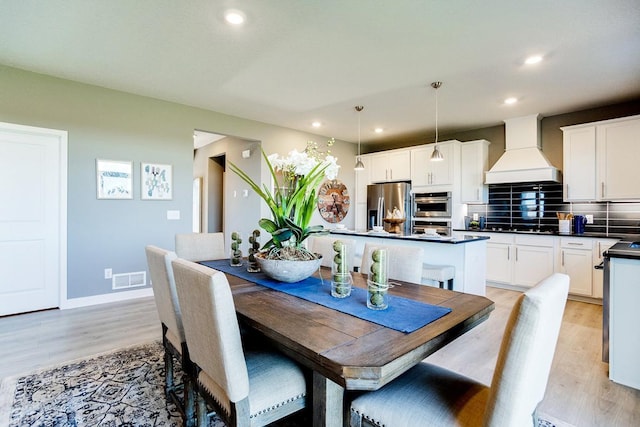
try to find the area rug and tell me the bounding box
[0,341,573,426]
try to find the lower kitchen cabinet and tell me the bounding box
[559,237,594,296]
[484,233,555,288]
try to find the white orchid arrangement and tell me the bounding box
[229,139,340,259]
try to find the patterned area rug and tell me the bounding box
[0,342,572,426]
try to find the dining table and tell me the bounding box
[201,260,495,427]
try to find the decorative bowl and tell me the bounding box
[256,253,322,283]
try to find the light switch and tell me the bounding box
[167,210,181,220]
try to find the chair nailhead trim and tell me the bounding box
[352,409,386,427]
[250,393,306,418]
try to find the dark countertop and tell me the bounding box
[453,228,640,241]
[330,230,489,244]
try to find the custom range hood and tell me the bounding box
[485,114,560,184]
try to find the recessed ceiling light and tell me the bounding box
[504,97,518,105]
[311,121,322,128]
[374,128,384,133]
[225,9,245,25]
[525,55,543,65]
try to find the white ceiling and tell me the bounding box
[1,0,639,145]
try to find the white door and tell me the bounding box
[0,122,67,316]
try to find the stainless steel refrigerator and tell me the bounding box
[366,182,411,234]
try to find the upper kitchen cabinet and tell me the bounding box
[562,114,640,202]
[368,149,411,183]
[460,140,490,203]
[562,126,597,201]
[597,117,640,200]
[410,140,460,191]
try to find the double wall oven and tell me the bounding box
[411,191,452,236]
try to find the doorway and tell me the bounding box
[208,155,225,232]
[0,122,67,316]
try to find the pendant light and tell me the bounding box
[430,81,444,161]
[354,105,365,170]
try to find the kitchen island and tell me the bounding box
[329,230,489,296]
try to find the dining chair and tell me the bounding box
[360,243,424,284]
[171,258,309,427]
[349,272,570,427]
[309,235,356,270]
[145,245,196,427]
[175,232,226,262]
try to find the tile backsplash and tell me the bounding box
[467,183,640,235]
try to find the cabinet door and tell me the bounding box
[369,153,389,183]
[598,117,640,200]
[427,143,454,186]
[486,243,512,283]
[410,147,431,186]
[561,248,594,296]
[513,245,555,287]
[388,150,410,181]
[460,141,488,203]
[563,126,597,201]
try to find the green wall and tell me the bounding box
[0,65,355,300]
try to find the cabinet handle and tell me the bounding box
[507,246,510,261]
[562,250,565,266]
[598,242,601,259]
[390,169,393,180]
[515,247,518,262]
[601,182,605,198]
[476,188,480,200]
[385,169,388,180]
[567,242,583,246]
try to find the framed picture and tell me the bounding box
[96,159,133,199]
[141,163,172,200]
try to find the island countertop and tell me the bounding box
[330,230,489,244]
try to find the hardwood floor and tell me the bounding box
[1,288,638,426]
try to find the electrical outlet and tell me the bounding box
[585,214,594,224]
[104,268,112,279]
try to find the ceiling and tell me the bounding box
[1,1,639,145]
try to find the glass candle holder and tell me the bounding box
[331,240,352,298]
[367,247,389,310]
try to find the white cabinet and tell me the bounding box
[460,140,489,203]
[562,115,640,201]
[410,141,459,190]
[369,149,410,183]
[562,126,597,201]
[559,237,594,296]
[597,117,640,200]
[484,233,555,288]
[513,235,556,288]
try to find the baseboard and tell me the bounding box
[60,287,154,310]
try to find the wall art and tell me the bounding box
[141,163,172,200]
[96,159,133,199]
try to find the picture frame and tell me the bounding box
[141,162,173,200]
[96,159,133,199]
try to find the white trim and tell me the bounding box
[60,287,154,310]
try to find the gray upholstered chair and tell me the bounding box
[360,243,424,284]
[145,245,196,427]
[175,232,226,262]
[308,235,356,270]
[171,258,308,427]
[349,273,570,427]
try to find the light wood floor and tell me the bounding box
[1,288,638,426]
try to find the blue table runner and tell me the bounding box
[200,259,451,333]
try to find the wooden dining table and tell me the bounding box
[224,267,494,427]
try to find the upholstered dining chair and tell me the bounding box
[171,258,309,427]
[175,232,226,262]
[349,273,570,427]
[360,243,424,284]
[145,245,196,427]
[309,235,356,270]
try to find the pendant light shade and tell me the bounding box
[354,105,365,170]
[430,81,444,162]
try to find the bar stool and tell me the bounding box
[422,264,455,290]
